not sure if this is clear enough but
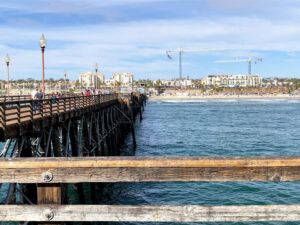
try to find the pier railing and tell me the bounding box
[0,93,78,102]
[0,94,118,130]
[0,156,300,222]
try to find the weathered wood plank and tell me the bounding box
[0,205,300,222]
[1,156,300,168]
[37,184,62,204]
[1,157,300,183]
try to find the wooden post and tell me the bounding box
[129,100,137,150]
[38,129,62,225]
[37,184,61,204]
[37,184,62,224]
[131,123,137,150]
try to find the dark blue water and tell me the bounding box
[107,99,300,225]
[1,99,300,224]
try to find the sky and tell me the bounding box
[1,0,300,80]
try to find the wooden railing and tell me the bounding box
[0,156,300,222]
[0,94,118,129]
[0,93,78,102]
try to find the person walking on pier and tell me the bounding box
[31,86,38,100]
[85,89,91,96]
[31,86,39,112]
[31,88,43,113]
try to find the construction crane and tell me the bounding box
[166,48,225,79]
[215,56,263,75]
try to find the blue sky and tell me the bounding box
[1,0,300,80]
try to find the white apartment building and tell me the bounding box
[202,74,262,87]
[112,72,134,86]
[79,71,105,89]
[174,79,193,87]
[154,79,192,88]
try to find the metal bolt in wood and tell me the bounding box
[42,171,53,182]
[43,209,54,221]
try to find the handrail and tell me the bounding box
[0,94,119,129]
[0,93,78,102]
[0,156,299,222]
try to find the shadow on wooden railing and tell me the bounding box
[0,156,300,222]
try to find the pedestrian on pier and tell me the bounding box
[31,87,38,100]
[51,92,57,104]
[56,92,62,99]
[31,87,39,112]
[85,89,91,97]
[34,89,43,113]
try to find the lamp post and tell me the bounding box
[64,70,67,91]
[5,54,10,96]
[95,63,98,89]
[39,34,47,95]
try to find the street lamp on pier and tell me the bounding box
[95,63,98,89]
[5,54,10,96]
[64,70,67,91]
[39,34,47,95]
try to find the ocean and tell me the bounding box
[106,99,300,225]
[1,99,300,224]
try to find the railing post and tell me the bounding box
[30,100,33,127]
[63,97,66,114]
[68,97,71,113]
[50,98,53,119]
[37,183,62,224]
[17,101,21,135]
[0,103,6,135]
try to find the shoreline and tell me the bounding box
[149,94,300,101]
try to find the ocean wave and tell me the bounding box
[161,100,208,103]
[242,99,300,103]
[287,100,300,103]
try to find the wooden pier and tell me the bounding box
[0,93,300,223]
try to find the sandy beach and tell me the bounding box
[149,94,300,101]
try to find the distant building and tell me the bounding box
[79,71,105,89]
[112,72,134,86]
[104,79,114,87]
[174,79,193,87]
[155,78,192,88]
[202,74,262,87]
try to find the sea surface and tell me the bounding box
[106,99,300,225]
[1,99,300,225]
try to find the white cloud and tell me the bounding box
[2,14,300,79]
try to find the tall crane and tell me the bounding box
[215,56,263,75]
[166,48,225,79]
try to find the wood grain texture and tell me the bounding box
[0,205,300,222]
[37,184,61,204]
[1,156,300,168]
[0,157,300,183]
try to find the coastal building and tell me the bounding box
[154,78,193,88]
[104,79,114,87]
[79,71,105,89]
[202,74,262,87]
[263,78,294,87]
[174,79,193,87]
[112,72,134,87]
